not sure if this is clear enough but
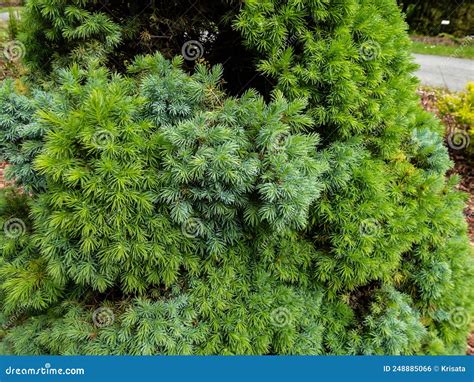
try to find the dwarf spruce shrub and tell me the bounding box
[1,55,332,355]
[0,0,472,355]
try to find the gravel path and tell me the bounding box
[413,54,474,91]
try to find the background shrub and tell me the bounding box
[438,83,474,156]
[398,0,474,37]
[0,0,472,355]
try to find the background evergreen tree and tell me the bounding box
[398,0,474,37]
[0,0,472,355]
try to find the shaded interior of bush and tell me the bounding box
[83,0,273,97]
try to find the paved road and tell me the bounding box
[413,54,473,91]
[0,10,20,21]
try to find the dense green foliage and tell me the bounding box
[0,55,331,355]
[0,81,46,192]
[234,0,473,354]
[0,0,472,355]
[19,0,121,74]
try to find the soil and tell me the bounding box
[0,162,10,188]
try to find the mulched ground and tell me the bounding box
[411,35,472,47]
[449,150,474,243]
[0,60,19,81]
[0,162,10,188]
